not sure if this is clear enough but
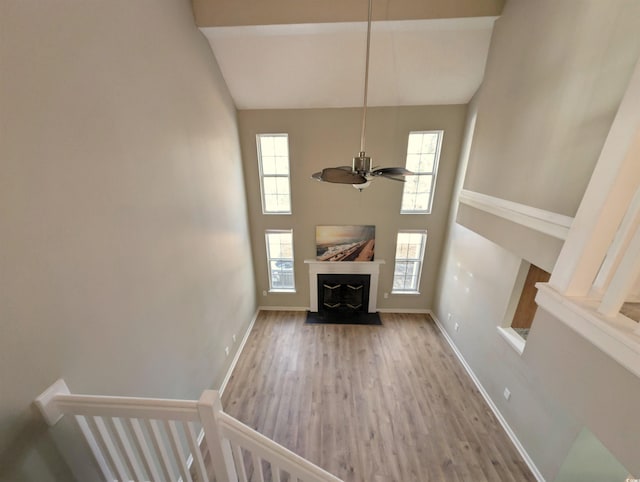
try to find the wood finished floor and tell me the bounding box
[221,311,535,482]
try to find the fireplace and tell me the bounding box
[318,274,370,315]
[305,259,384,313]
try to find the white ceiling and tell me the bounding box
[200,16,497,110]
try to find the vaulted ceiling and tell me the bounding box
[194,0,505,109]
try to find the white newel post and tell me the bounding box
[305,260,385,313]
[34,379,114,481]
[197,390,238,482]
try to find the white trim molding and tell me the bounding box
[497,326,526,355]
[219,310,260,395]
[258,306,308,311]
[377,308,430,314]
[458,189,573,240]
[429,311,545,481]
[536,283,640,379]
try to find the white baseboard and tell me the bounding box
[219,309,259,396]
[258,305,309,311]
[428,310,546,482]
[377,308,430,314]
[258,306,431,314]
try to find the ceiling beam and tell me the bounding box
[193,0,505,27]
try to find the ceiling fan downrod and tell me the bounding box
[353,151,372,174]
[311,0,412,190]
[359,0,373,156]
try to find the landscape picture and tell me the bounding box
[316,225,375,261]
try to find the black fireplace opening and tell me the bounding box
[318,274,371,315]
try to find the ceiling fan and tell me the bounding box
[311,0,413,191]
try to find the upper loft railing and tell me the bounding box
[535,55,640,378]
[35,379,343,482]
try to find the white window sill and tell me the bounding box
[269,289,296,293]
[391,290,421,295]
[497,327,525,355]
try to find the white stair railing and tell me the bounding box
[35,379,343,482]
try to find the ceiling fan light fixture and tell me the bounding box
[353,179,372,191]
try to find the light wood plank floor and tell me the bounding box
[221,311,535,482]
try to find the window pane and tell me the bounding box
[407,133,423,154]
[418,153,435,173]
[275,177,290,194]
[258,134,291,214]
[266,231,295,290]
[274,136,289,156]
[422,133,438,154]
[264,194,279,212]
[417,175,433,194]
[276,195,291,212]
[268,233,290,258]
[260,136,275,156]
[393,232,426,293]
[401,193,419,212]
[406,154,421,172]
[396,240,409,258]
[269,260,294,289]
[402,174,433,212]
[274,156,289,175]
[261,156,276,175]
[263,177,291,212]
[392,261,419,291]
[263,177,277,195]
[401,131,441,214]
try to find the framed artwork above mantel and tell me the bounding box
[315,225,375,262]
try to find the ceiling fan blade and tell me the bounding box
[319,167,368,184]
[380,173,407,182]
[312,165,355,181]
[371,167,413,177]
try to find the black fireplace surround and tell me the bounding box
[317,274,371,314]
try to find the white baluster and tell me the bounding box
[127,418,163,482]
[184,422,209,482]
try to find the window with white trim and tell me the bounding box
[401,131,443,214]
[392,231,427,293]
[265,230,295,291]
[257,134,291,214]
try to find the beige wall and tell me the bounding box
[435,221,640,479]
[0,1,255,480]
[466,0,640,216]
[458,0,640,269]
[193,0,505,27]
[238,106,466,312]
[435,0,640,478]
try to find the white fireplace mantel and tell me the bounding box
[305,259,385,313]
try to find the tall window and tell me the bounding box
[265,230,295,291]
[257,134,291,214]
[401,131,443,214]
[392,231,427,293]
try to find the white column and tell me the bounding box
[550,56,640,297]
[599,224,640,317]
